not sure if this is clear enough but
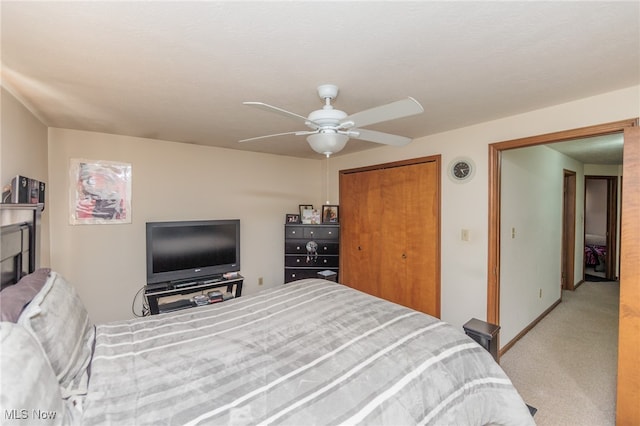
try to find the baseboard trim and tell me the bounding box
[574,279,585,290]
[499,297,562,357]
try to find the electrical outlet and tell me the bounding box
[511,227,516,239]
[461,229,470,241]
[258,277,263,286]
[539,288,542,298]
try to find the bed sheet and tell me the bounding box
[81,279,534,425]
[585,244,606,267]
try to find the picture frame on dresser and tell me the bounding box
[322,205,339,223]
[301,208,321,224]
[286,213,300,223]
[298,204,313,216]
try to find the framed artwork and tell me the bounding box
[301,208,321,224]
[286,213,300,223]
[299,204,313,217]
[322,205,339,223]
[69,159,132,225]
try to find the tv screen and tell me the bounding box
[146,219,240,285]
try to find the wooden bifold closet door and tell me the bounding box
[339,157,441,318]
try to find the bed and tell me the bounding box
[584,233,606,271]
[0,212,534,425]
[1,272,534,425]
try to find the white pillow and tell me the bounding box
[0,322,76,425]
[18,272,95,399]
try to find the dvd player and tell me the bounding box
[173,281,198,289]
[158,299,194,313]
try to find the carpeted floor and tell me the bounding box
[500,281,619,426]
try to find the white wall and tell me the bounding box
[4,84,638,336]
[585,179,608,236]
[47,128,322,323]
[499,146,584,344]
[1,87,51,266]
[327,85,639,331]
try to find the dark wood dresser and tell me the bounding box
[284,223,339,283]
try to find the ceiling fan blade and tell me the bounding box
[243,102,310,123]
[341,97,424,129]
[239,130,316,143]
[350,128,412,146]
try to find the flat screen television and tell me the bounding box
[146,219,240,285]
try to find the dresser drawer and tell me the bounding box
[285,255,339,268]
[285,225,339,240]
[285,268,338,283]
[285,241,339,255]
[285,226,305,238]
[303,227,339,240]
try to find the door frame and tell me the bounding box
[487,118,635,324]
[487,118,639,424]
[562,169,576,291]
[584,175,618,280]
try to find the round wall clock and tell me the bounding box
[448,157,475,183]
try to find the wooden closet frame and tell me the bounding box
[339,155,441,317]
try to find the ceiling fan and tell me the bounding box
[239,84,424,157]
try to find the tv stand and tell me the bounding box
[144,274,243,315]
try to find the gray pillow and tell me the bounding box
[18,272,95,399]
[0,268,51,322]
[0,322,76,425]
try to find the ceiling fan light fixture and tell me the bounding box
[307,132,349,157]
[241,84,425,156]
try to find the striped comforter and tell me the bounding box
[81,279,534,425]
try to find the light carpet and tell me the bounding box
[500,281,619,426]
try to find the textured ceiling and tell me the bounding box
[1,1,638,159]
[548,134,624,165]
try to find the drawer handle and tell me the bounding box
[323,259,328,263]
[296,246,301,250]
[296,259,300,263]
